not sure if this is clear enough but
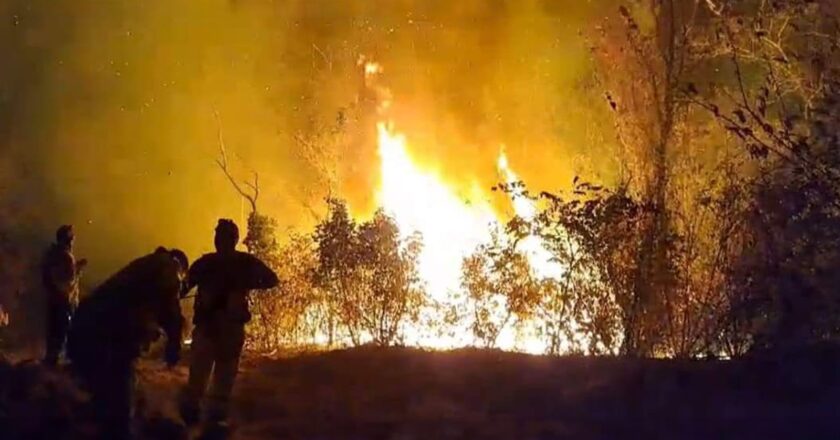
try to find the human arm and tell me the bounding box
[158,277,184,367]
[182,257,206,298]
[246,255,279,290]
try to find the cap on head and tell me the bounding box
[56,225,74,245]
[214,219,239,252]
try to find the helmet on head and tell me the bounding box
[56,225,74,245]
[214,219,239,253]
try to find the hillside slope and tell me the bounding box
[139,346,840,439]
[3,346,840,439]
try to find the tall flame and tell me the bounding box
[369,57,560,352]
[376,122,561,353]
[376,122,496,299]
[497,150,563,280]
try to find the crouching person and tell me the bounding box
[67,247,188,439]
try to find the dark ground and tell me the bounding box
[3,345,840,439]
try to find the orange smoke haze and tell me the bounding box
[0,0,619,283]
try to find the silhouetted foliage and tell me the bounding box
[537,182,644,355]
[686,0,840,352]
[460,231,543,349]
[313,199,426,346]
[482,181,643,354]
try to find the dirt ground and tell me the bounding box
[139,346,840,440]
[4,345,840,439]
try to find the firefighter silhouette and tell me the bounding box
[180,219,278,432]
[41,224,87,366]
[67,247,187,439]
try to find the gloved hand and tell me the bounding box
[164,342,180,368]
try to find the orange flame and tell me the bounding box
[369,58,561,352]
[497,150,563,280]
[376,122,495,299]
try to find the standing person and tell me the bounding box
[41,224,87,366]
[179,219,278,434]
[67,247,187,439]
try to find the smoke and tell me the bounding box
[0,0,617,283]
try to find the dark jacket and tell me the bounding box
[188,251,278,326]
[67,250,183,368]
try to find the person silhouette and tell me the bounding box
[67,246,187,439]
[179,219,278,434]
[42,224,87,366]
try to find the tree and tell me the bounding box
[532,181,641,355]
[461,231,542,349]
[591,0,790,357]
[355,211,426,345]
[663,161,753,357]
[246,232,322,352]
[313,199,426,346]
[594,0,709,355]
[687,0,840,351]
[464,180,650,355]
[312,198,359,345]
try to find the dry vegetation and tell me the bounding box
[233,0,840,360]
[3,0,840,437]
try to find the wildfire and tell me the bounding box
[376,134,562,296]
[376,122,561,353]
[376,122,496,300]
[364,61,383,78]
[368,58,560,352]
[497,151,563,280]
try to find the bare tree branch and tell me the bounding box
[213,109,259,214]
